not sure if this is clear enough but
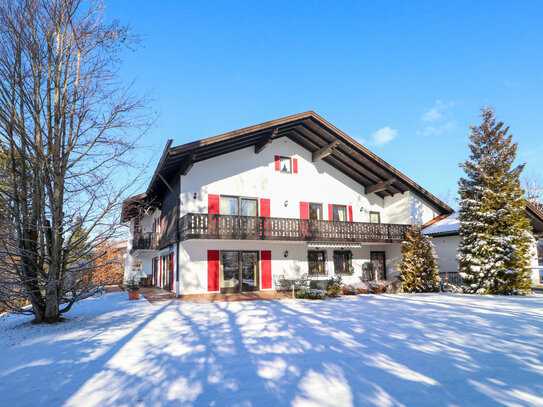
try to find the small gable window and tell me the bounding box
[279,156,292,173]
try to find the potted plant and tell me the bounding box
[126,277,140,300]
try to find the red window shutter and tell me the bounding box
[208,194,220,214]
[261,250,272,289]
[274,155,280,171]
[328,204,333,221]
[293,158,298,174]
[207,250,220,292]
[170,253,174,291]
[260,198,270,217]
[348,205,353,222]
[300,202,309,219]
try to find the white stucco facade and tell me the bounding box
[125,135,446,296]
[179,138,440,225]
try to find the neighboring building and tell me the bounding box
[121,112,452,296]
[423,201,543,285]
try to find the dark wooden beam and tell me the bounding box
[366,178,397,194]
[158,173,175,194]
[254,128,278,154]
[179,153,195,176]
[312,139,341,162]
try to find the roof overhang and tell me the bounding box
[526,201,543,236]
[145,111,453,215]
[120,192,159,223]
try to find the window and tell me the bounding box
[332,205,347,221]
[220,196,258,217]
[369,211,381,223]
[220,196,238,215]
[333,251,352,275]
[308,251,326,275]
[309,203,323,220]
[241,198,258,217]
[279,156,292,173]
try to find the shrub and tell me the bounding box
[326,276,342,297]
[125,277,140,291]
[295,289,326,300]
[340,281,397,295]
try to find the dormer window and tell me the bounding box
[279,156,292,173]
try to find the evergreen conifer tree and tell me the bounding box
[458,108,533,294]
[397,225,440,293]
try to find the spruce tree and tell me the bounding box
[458,108,533,294]
[397,225,440,293]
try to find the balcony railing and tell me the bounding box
[132,232,160,251]
[179,213,409,243]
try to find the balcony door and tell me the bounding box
[220,250,260,294]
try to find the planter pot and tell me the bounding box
[128,290,140,300]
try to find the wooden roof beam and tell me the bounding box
[180,153,195,176]
[366,178,397,194]
[312,140,341,162]
[255,128,278,154]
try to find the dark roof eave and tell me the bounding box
[143,111,453,215]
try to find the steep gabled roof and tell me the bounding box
[145,111,453,215]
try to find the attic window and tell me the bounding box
[279,156,292,173]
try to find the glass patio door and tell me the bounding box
[241,251,259,292]
[220,250,260,294]
[220,251,240,294]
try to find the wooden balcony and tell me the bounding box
[132,232,160,251]
[179,213,409,243]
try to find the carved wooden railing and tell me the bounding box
[179,213,409,243]
[132,232,160,250]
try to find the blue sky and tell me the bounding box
[108,1,543,207]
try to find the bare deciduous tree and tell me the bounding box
[0,0,148,322]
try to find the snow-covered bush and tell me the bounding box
[397,225,440,293]
[341,281,396,295]
[442,283,463,293]
[326,276,342,297]
[295,289,326,300]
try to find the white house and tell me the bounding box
[423,202,543,285]
[121,112,453,296]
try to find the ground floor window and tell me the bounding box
[308,251,326,275]
[333,250,352,275]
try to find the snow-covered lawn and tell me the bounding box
[2,293,543,407]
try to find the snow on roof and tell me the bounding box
[423,212,459,236]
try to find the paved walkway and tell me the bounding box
[140,286,292,304]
